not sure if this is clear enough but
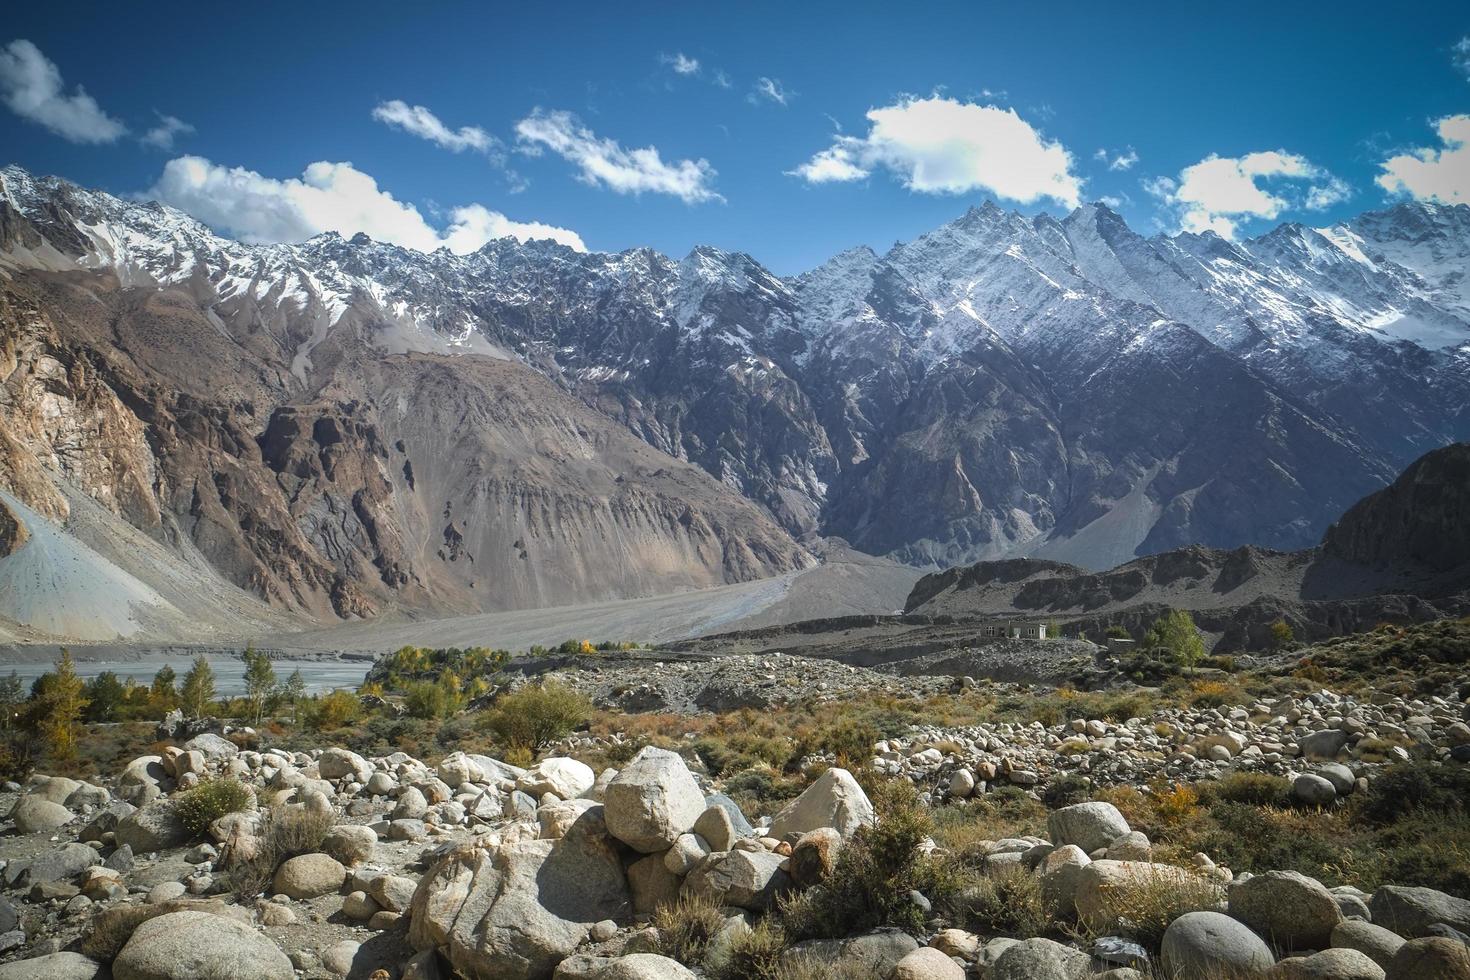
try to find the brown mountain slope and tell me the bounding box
[0,265,811,639]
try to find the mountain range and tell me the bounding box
[1,164,1467,640]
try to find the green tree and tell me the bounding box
[1105,624,1131,640]
[0,672,23,730]
[1268,619,1295,651]
[150,664,179,712]
[180,656,217,719]
[279,669,307,724]
[1144,609,1206,673]
[35,650,88,760]
[241,646,277,726]
[83,671,126,722]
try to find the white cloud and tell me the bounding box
[149,156,585,253]
[514,108,721,203]
[0,39,127,143]
[750,77,791,106]
[1455,36,1470,80]
[1376,114,1470,205]
[789,96,1082,208]
[1147,150,1350,238]
[713,69,732,89]
[372,99,497,154]
[662,52,700,75]
[1094,147,1139,171]
[140,113,193,151]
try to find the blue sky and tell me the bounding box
[3,1,1468,273]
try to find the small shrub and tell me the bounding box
[1358,762,1470,825]
[1201,772,1291,808]
[956,862,1053,935]
[1087,865,1223,947]
[173,777,255,838]
[709,919,787,980]
[225,804,335,896]
[1149,782,1201,824]
[780,779,960,941]
[654,894,725,966]
[480,681,590,753]
[1042,773,1093,809]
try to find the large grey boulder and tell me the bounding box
[272,853,346,899]
[591,954,697,979]
[115,800,190,853]
[409,832,630,979]
[519,758,595,800]
[1039,845,1091,919]
[990,938,1092,980]
[1299,730,1350,759]
[1229,870,1343,950]
[112,909,293,980]
[1333,920,1407,969]
[0,952,103,980]
[1266,948,1385,979]
[1293,773,1338,806]
[1047,802,1131,853]
[891,946,966,979]
[26,842,100,884]
[1370,886,1470,939]
[182,733,238,760]
[603,747,705,853]
[26,775,82,804]
[1161,910,1275,978]
[768,767,874,839]
[683,849,790,911]
[317,748,371,781]
[10,796,74,833]
[1383,937,1470,979]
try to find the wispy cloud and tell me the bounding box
[749,77,792,106]
[1094,147,1139,172]
[1455,36,1470,81]
[661,52,700,76]
[515,108,722,204]
[372,99,498,155]
[713,69,732,89]
[149,156,585,253]
[1377,114,1470,205]
[0,39,127,143]
[789,96,1082,208]
[140,113,193,151]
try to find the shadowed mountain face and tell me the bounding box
[902,443,1470,649]
[1,166,1468,636]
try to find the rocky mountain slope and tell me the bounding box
[903,443,1470,647]
[1,166,1468,636]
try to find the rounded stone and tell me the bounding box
[272,853,346,900]
[1162,910,1275,978]
[1229,870,1343,950]
[112,910,293,980]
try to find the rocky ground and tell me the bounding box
[0,647,1466,980]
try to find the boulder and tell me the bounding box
[591,954,696,979]
[1370,886,1470,939]
[781,930,919,976]
[1047,802,1131,853]
[1229,870,1343,950]
[768,768,875,840]
[1332,920,1407,969]
[321,825,377,866]
[890,946,965,980]
[317,748,371,781]
[409,832,630,980]
[627,853,681,917]
[115,800,190,853]
[0,952,103,980]
[272,853,346,899]
[1300,730,1350,759]
[693,805,741,852]
[1162,911,1275,978]
[789,828,842,889]
[368,874,418,914]
[519,758,596,800]
[26,842,99,884]
[112,909,293,980]
[182,733,238,760]
[1293,773,1338,806]
[683,849,790,911]
[989,938,1092,980]
[603,747,706,853]
[929,929,980,960]
[1383,937,1470,980]
[1039,845,1091,919]
[11,796,74,833]
[1266,948,1385,979]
